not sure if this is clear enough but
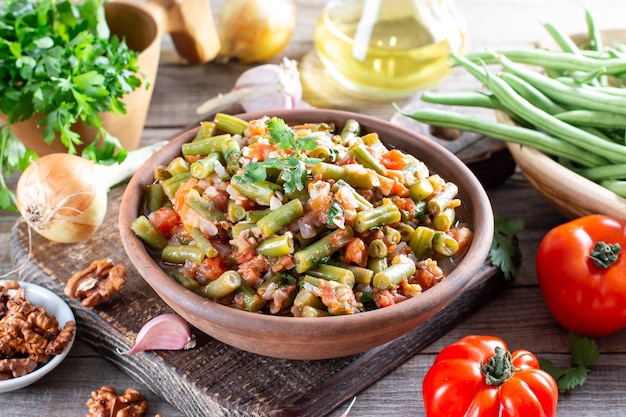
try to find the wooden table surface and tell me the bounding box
[3,0,626,415]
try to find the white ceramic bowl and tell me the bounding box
[0,281,76,393]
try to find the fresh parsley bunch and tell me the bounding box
[0,0,143,210]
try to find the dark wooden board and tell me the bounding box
[9,183,508,417]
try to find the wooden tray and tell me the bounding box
[10,188,507,417]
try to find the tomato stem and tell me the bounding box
[589,241,621,269]
[481,346,518,386]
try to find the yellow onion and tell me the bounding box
[218,0,297,63]
[16,142,165,243]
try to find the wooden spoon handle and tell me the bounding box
[142,0,221,64]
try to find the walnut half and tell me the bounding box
[65,259,127,307]
[86,386,149,417]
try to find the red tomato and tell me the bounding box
[536,214,626,337]
[148,207,180,238]
[422,335,558,417]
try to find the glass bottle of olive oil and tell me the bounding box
[314,0,466,99]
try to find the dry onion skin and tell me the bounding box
[16,143,165,243]
[218,0,297,63]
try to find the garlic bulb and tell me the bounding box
[218,0,297,63]
[196,58,302,115]
[16,142,165,243]
[122,314,196,354]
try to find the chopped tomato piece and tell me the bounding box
[344,237,368,267]
[246,141,279,162]
[148,207,180,238]
[197,257,227,281]
[381,149,411,170]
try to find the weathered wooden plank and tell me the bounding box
[9,182,506,417]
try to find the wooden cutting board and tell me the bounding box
[9,181,508,417]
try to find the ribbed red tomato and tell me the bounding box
[536,214,626,337]
[422,335,558,417]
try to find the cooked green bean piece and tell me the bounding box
[166,156,189,176]
[131,215,168,250]
[293,227,354,273]
[194,121,217,140]
[231,222,256,239]
[361,132,388,154]
[409,226,436,258]
[227,200,247,223]
[367,257,388,274]
[146,183,166,213]
[256,199,304,238]
[234,282,266,312]
[432,232,459,256]
[348,144,388,175]
[230,175,280,206]
[199,270,242,299]
[307,264,356,287]
[222,137,241,175]
[247,209,270,222]
[368,239,388,258]
[190,152,221,179]
[185,189,226,222]
[161,172,191,200]
[153,164,171,181]
[397,223,415,242]
[182,134,231,156]
[191,228,219,258]
[372,257,417,290]
[171,271,201,291]
[214,113,248,135]
[293,289,326,310]
[340,118,360,144]
[301,306,330,318]
[331,261,373,285]
[256,233,295,257]
[354,204,401,233]
[384,225,402,245]
[409,178,434,201]
[433,207,456,231]
[162,245,205,265]
[331,180,373,210]
[428,182,458,215]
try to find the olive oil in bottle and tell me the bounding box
[314,0,465,99]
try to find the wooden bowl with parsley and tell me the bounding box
[119,108,494,360]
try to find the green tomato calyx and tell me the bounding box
[481,346,518,386]
[589,241,621,269]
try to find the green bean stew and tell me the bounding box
[131,113,473,316]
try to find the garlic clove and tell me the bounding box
[196,58,302,115]
[122,314,196,354]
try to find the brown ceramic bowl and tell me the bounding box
[119,109,493,360]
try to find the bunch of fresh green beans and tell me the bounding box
[395,10,626,197]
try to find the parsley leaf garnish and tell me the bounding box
[327,199,344,225]
[0,0,143,209]
[489,216,523,280]
[242,118,321,194]
[539,333,599,393]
